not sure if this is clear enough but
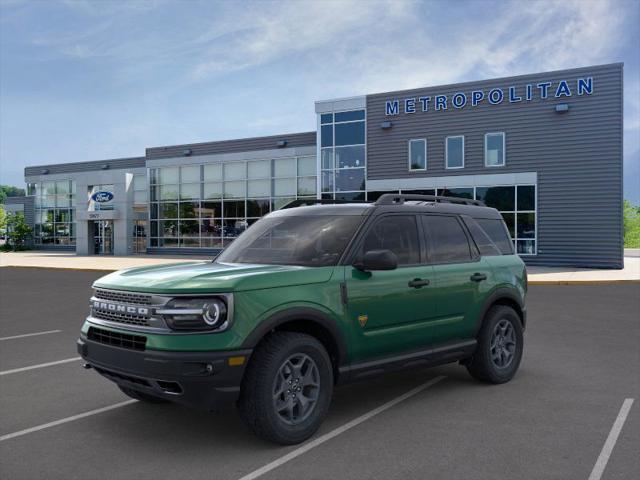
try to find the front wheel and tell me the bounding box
[238,332,333,444]
[466,305,523,384]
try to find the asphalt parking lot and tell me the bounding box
[0,267,638,480]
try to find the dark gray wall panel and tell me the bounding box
[25,157,145,177]
[366,63,623,268]
[146,132,316,159]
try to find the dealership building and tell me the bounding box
[13,63,623,268]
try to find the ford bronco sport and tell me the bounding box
[78,194,527,444]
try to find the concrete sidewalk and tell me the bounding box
[1,250,639,284]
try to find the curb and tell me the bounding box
[529,279,640,285]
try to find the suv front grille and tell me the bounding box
[87,327,146,351]
[94,289,152,305]
[91,309,150,326]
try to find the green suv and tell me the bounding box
[78,194,527,444]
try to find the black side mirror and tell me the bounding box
[353,249,398,271]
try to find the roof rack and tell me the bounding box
[375,194,485,207]
[281,198,368,209]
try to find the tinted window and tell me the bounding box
[476,218,514,254]
[334,110,365,122]
[423,215,472,263]
[217,215,362,267]
[360,216,420,265]
[462,217,501,256]
[475,186,515,211]
[517,185,535,210]
[446,137,464,168]
[334,122,365,146]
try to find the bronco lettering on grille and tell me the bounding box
[92,300,149,316]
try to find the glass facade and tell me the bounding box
[32,180,76,245]
[320,110,366,201]
[149,156,317,248]
[362,185,537,255]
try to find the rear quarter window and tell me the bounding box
[475,218,514,255]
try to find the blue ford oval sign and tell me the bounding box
[91,191,114,203]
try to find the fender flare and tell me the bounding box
[241,307,349,366]
[475,287,526,334]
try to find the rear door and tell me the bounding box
[422,214,489,342]
[345,214,437,360]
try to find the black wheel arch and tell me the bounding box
[475,287,526,335]
[241,307,349,376]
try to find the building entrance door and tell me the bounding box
[93,220,114,255]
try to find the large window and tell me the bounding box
[149,156,317,249]
[409,139,427,171]
[445,136,464,169]
[32,180,76,246]
[320,110,366,201]
[485,133,505,167]
[475,185,536,255]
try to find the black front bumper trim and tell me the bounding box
[77,336,252,411]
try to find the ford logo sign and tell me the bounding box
[91,191,114,203]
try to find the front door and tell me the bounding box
[93,220,114,255]
[345,215,437,361]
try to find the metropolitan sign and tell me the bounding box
[384,76,594,115]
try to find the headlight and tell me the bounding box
[157,297,229,331]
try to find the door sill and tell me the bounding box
[337,339,477,384]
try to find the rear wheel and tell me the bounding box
[466,305,523,384]
[118,385,168,403]
[238,332,333,444]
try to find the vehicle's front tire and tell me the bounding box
[118,385,169,403]
[238,332,334,445]
[466,305,523,384]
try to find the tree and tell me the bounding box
[5,212,32,251]
[0,185,26,204]
[0,205,6,232]
[623,200,640,248]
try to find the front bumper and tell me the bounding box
[77,335,252,411]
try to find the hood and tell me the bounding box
[93,261,335,294]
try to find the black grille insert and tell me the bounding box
[94,289,152,305]
[88,327,146,351]
[92,309,150,326]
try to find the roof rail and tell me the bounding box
[281,198,368,209]
[375,193,485,207]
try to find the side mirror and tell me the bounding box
[353,249,398,271]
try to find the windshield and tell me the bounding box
[216,215,363,267]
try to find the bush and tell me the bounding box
[5,212,32,251]
[624,200,640,248]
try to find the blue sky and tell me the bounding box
[1,0,639,202]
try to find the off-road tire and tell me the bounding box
[238,331,333,445]
[466,305,523,384]
[118,385,169,403]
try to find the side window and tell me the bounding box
[462,216,501,256]
[476,218,514,254]
[422,215,472,263]
[360,215,420,265]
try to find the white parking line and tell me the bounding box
[0,329,62,341]
[0,357,81,376]
[237,375,446,480]
[0,400,138,442]
[588,398,635,480]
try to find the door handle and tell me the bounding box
[470,272,487,282]
[408,278,430,288]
